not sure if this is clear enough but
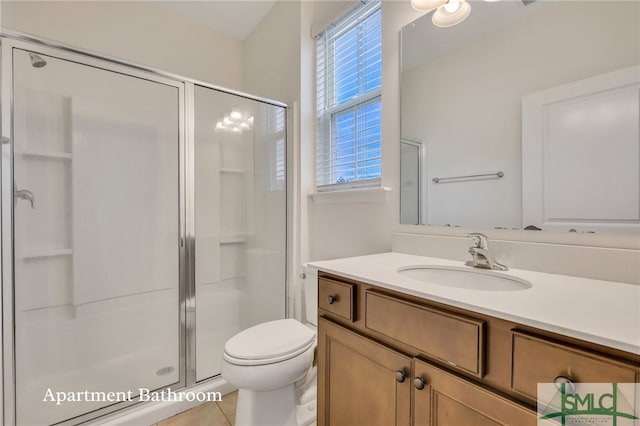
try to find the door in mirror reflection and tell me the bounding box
[400,139,424,225]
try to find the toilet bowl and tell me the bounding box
[221,267,318,426]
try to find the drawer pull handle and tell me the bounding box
[327,294,337,305]
[395,370,407,383]
[554,375,576,395]
[414,377,426,390]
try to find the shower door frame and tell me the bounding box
[0,34,190,426]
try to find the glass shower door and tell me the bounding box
[194,86,287,381]
[11,48,182,425]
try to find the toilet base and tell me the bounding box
[235,385,297,426]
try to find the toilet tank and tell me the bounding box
[301,265,318,326]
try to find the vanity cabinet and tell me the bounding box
[317,317,411,425]
[316,272,640,426]
[413,359,537,426]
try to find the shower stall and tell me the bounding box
[1,34,288,425]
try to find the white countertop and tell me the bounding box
[308,252,640,355]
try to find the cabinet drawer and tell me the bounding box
[365,291,485,377]
[511,331,639,401]
[318,278,356,321]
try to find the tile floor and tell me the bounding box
[154,391,237,426]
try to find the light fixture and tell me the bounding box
[230,108,242,121]
[412,0,481,28]
[432,0,470,27]
[215,109,254,134]
[411,0,447,12]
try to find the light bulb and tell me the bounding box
[215,121,224,130]
[230,109,242,121]
[411,0,447,12]
[432,0,470,27]
[247,116,254,125]
[443,0,460,13]
[223,116,232,125]
[231,126,241,134]
[239,122,250,130]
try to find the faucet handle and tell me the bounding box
[465,233,488,249]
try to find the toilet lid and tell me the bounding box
[224,319,316,362]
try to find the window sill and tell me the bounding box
[309,186,391,205]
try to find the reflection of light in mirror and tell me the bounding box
[215,109,254,134]
[444,1,460,13]
[230,108,242,120]
[411,0,446,13]
[433,0,471,27]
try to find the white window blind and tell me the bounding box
[259,104,286,192]
[316,0,382,190]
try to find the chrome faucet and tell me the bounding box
[465,233,508,271]
[15,184,35,209]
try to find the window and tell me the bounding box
[316,0,382,190]
[259,104,286,192]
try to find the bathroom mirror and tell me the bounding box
[400,1,639,234]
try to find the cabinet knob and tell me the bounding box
[327,294,337,305]
[554,375,576,395]
[414,377,426,390]
[395,370,407,383]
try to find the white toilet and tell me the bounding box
[221,267,318,426]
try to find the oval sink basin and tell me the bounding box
[397,265,532,291]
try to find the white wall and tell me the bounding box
[242,0,304,318]
[401,1,639,229]
[241,1,422,273]
[240,1,423,321]
[304,2,424,262]
[1,1,244,89]
[305,2,401,262]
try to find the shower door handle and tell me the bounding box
[14,184,35,209]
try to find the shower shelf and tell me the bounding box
[220,237,246,244]
[220,168,244,174]
[18,150,72,160]
[23,248,72,259]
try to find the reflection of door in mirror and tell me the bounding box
[400,138,425,224]
[522,66,639,234]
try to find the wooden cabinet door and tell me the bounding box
[317,317,412,426]
[413,359,537,426]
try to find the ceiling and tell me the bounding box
[150,1,278,41]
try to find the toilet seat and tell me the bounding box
[223,319,316,366]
